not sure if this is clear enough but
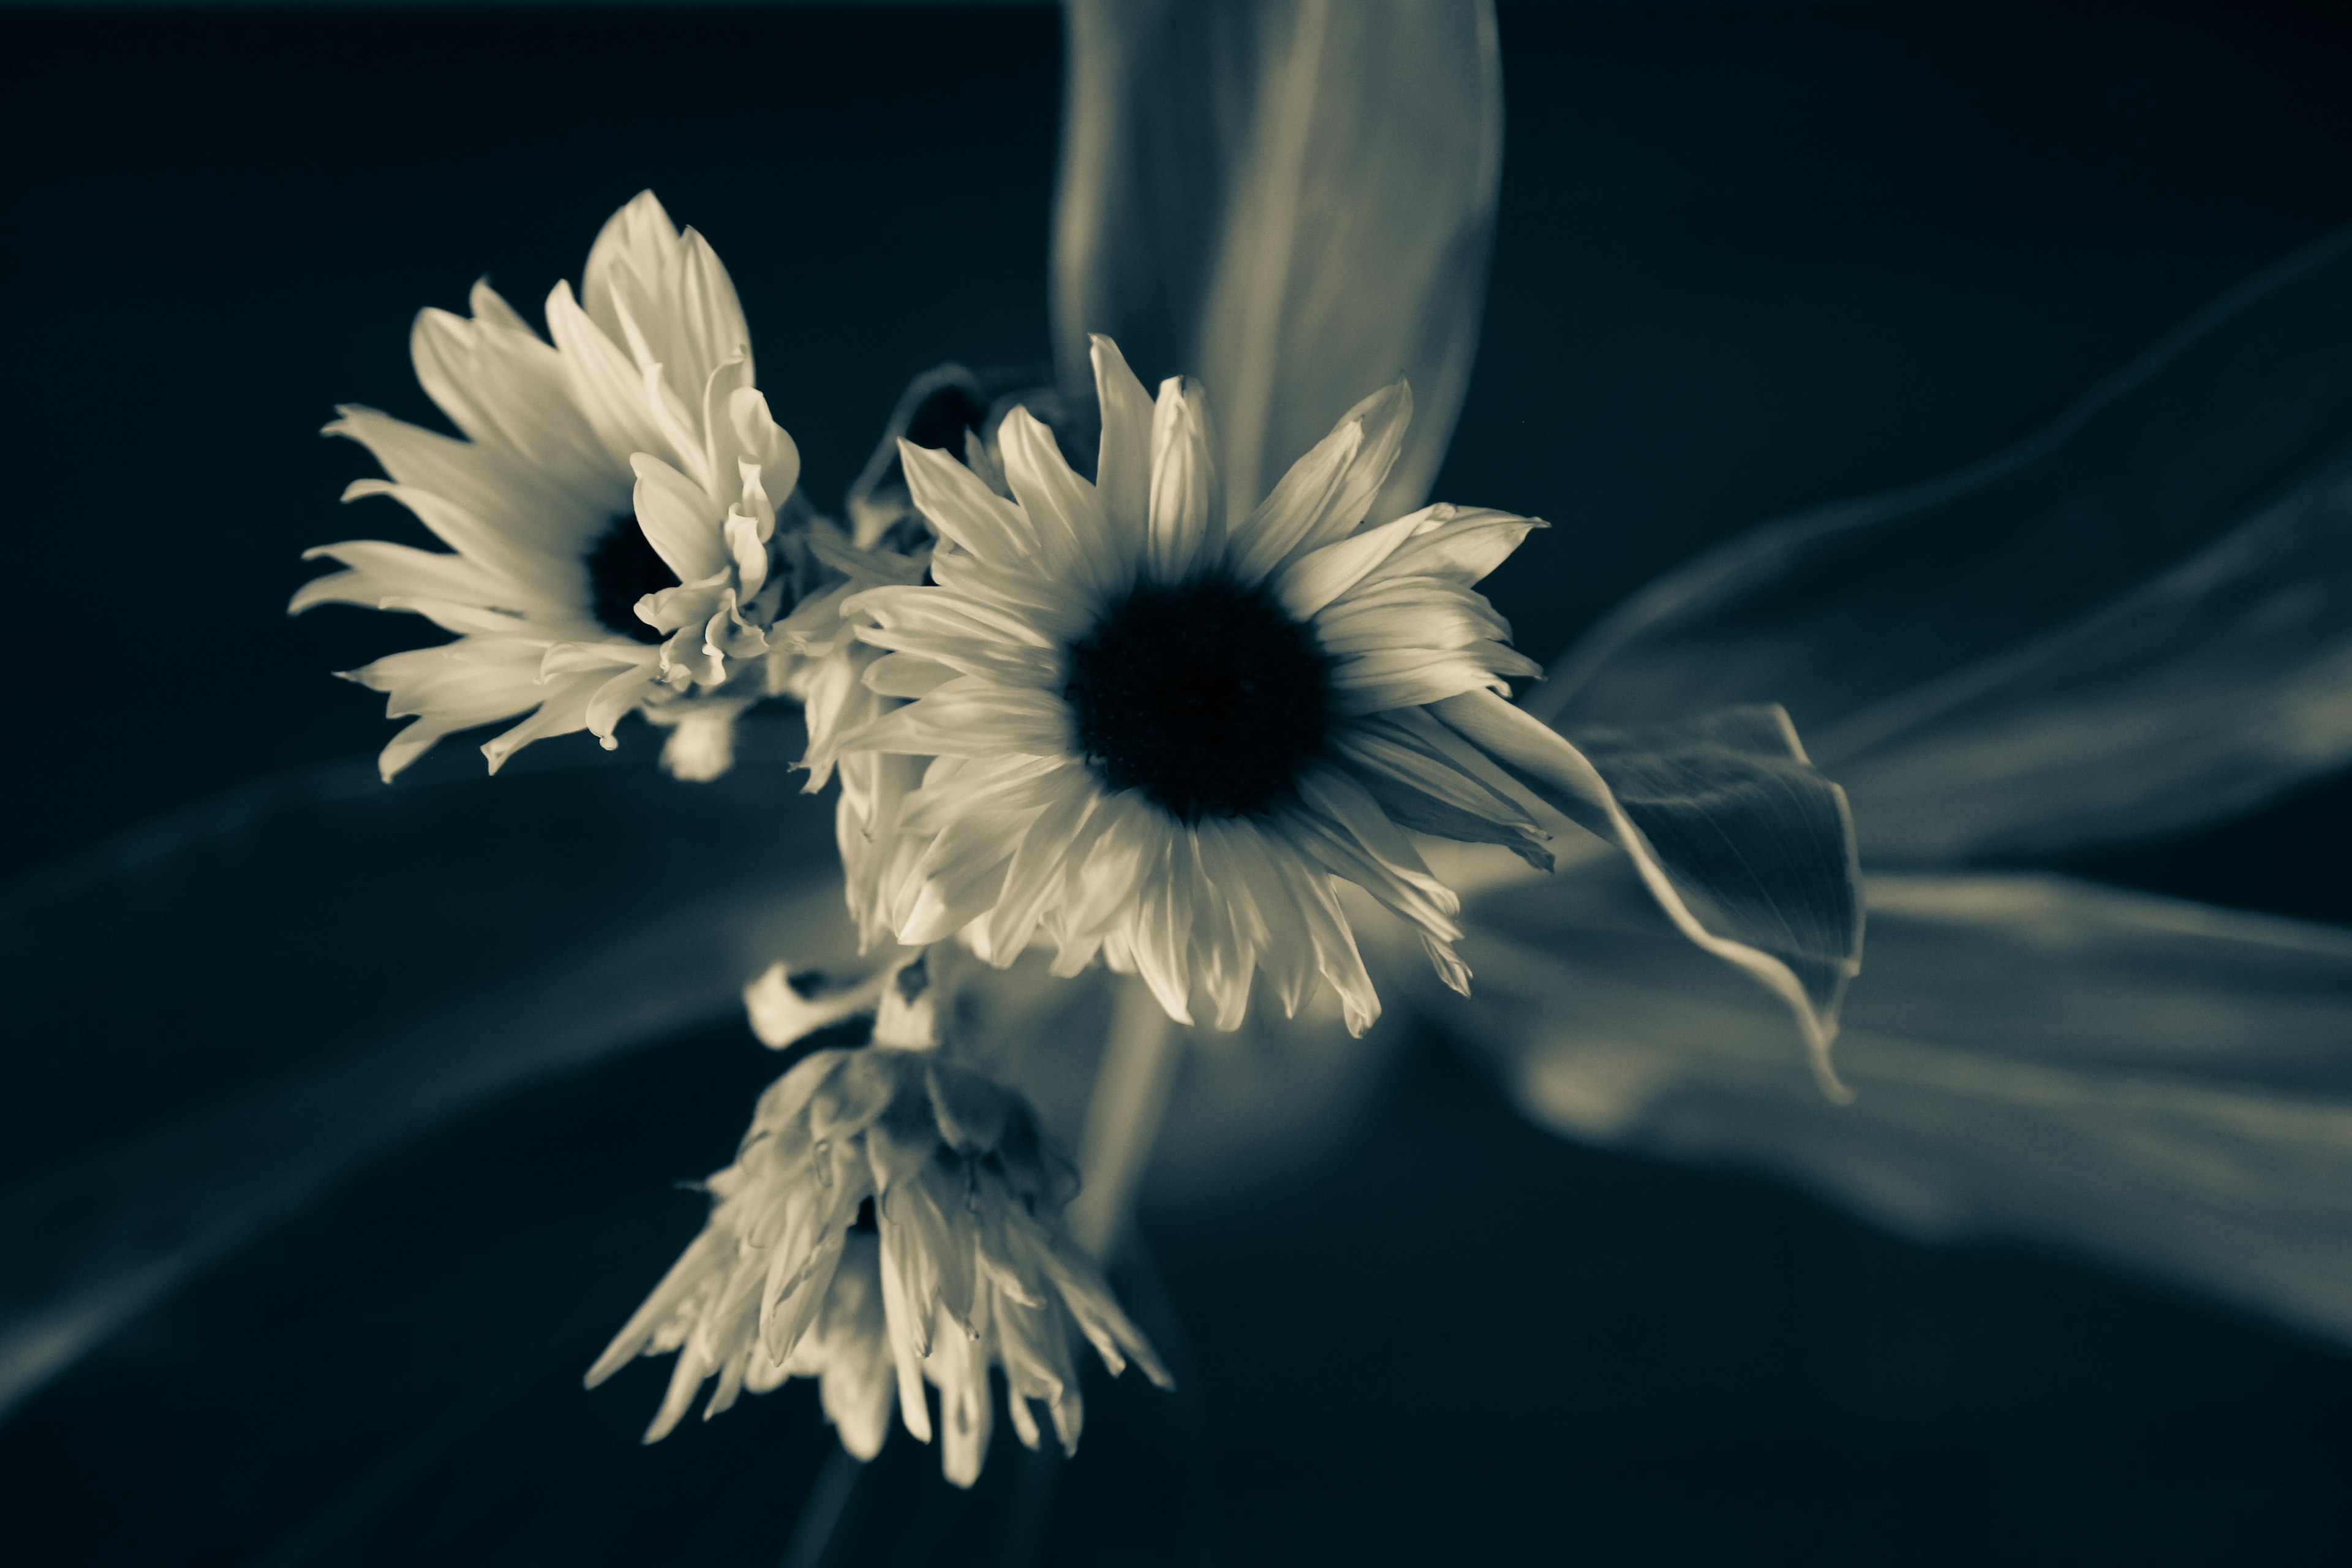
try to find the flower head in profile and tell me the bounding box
[812,337,1549,1034]
[293,190,813,782]
[586,993,1169,1486]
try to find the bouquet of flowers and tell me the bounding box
[7,2,2351,1561]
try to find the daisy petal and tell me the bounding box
[1189,823,1268,1030]
[851,582,1058,652]
[1091,334,1156,548]
[1061,793,1163,939]
[1354,505,1542,590]
[1228,380,1411,586]
[629,454,731,581]
[983,769,1101,960]
[1147,376,1221,583]
[1329,644,1537,714]
[841,679,1072,759]
[1272,508,1434,621]
[339,478,572,597]
[292,539,533,619]
[480,673,603,774]
[465,277,533,335]
[1314,579,1513,655]
[545,277,674,466]
[1333,715,1551,871]
[864,652,961,700]
[998,406,1118,596]
[586,664,663,746]
[326,404,614,547]
[901,440,1038,562]
[900,753,1071,835]
[1291,767,1463,941]
[1128,832,1197,1024]
[581,189,753,404]
[1261,839,1379,1036]
[408,304,608,495]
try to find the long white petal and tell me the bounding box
[627,454,730,581]
[291,539,538,619]
[1227,381,1409,585]
[838,679,1072,760]
[580,190,754,408]
[998,407,1118,600]
[900,440,1039,564]
[1091,334,1157,551]
[336,478,576,600]
[1146,375,1220,582]
[407,304,613,509]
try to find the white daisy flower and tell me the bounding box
[586,1000,1170,1487]
[812,336,1549,1035]
[292,190,811,781]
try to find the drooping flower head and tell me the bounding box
[587,972,1169,1486]
[813,337,1550,1034]
[293,190,819,782]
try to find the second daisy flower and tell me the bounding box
[816,337,1550,1034]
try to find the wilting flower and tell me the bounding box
[813,336,1548,1036]
[586,1018,1170,1486]
[292,190,814,781]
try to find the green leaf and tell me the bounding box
[1054,0,1501,522]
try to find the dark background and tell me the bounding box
[4,2,2351,1564]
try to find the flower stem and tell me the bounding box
[1067,979,1182,1258]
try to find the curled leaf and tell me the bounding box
[1434,691,1863,1098]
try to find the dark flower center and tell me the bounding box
[586,514,679,644]
[1063,575,1332,820]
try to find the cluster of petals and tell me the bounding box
[775,533,935,946]
[811,336,1550,1034]
[586,1033,1168,1485]
[293,191,810,780]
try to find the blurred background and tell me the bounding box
[4,1,2351,1562]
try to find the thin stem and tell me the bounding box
[775,1444,864,1568]
[1066,978,1183,1257]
